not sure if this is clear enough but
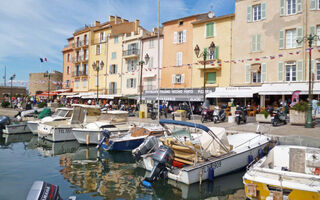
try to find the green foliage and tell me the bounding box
[58,104,64,107]
[258,110,270,118]
[38,102,47,108]
[292,101,308,112]
[1,101,10,108]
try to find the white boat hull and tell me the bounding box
[72,128,128,144]
[3,123,31,134]
[38,123,75,142]
[27,122,39,135]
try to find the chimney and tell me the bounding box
[135,19,140,32]
[115,16,122,24]
[109,15,115,22]
[94,21,100,26]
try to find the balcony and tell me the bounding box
[79,71,88,76]
[196,59,222,70]
[72,71,80,77]
[122,49,139,59]
[72,40,89,49]
[72,56,82,64]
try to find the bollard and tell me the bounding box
[86,134,90,145]
[208,167,214,181]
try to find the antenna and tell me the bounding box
[208,4,215,18]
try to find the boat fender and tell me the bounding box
[208,167,214,181]
[248,155,253,164]
[142,180,152,188]
[258,149,263,159]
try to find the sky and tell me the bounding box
[0,0,234,86]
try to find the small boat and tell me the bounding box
[243,145,320,200]
[3,122,31,134]
[37,104,101,142]
[72,110,130,145]
[140,119,270,185]
[101,124,164,151]
[27,107,73,135]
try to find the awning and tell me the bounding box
[143,74,156,78]
[259,82,320,95]
[206,87,259,98]
[82,95,114,99]
[250,64,261,72]
[58,92,77,96]
[36,92,59,97]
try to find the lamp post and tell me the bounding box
[92,61,104,105]
[44,71,50,102]
[297,34,320,128]
[194,42,215,102]
[138,53,150,104]
[10,74,16,108]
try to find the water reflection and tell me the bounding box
[0,133,33,147]
[37,139,79,157]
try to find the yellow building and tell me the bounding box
[192,13,234,89]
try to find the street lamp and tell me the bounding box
[92,60,104,105]
[10,74,16,108]
[44,71,50,102]
[138,53,150,104]
[297,34,320,128]
[194,41,215,102]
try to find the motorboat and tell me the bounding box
[37,104,101,142]
[140,119,270,185]
[72,110,130,145]
[3,121,31,134]
[243,145,320,200]
[101,124,164,151]
[27,107,73,135]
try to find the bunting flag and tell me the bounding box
[40,57,47,62]
[270,56,275,60]
[278,54,283,57]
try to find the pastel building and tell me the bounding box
[62,37,74,89]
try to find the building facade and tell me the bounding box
[62,37,74,89]
[29,71,62,96]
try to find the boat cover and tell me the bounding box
[200,127,230,157]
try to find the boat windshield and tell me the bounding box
[171,128,192,138]
[98,113,128,123]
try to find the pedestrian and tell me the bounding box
[312,98,319,119]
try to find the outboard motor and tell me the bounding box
[0,116,10,130]
[26,181,76,200]
[143,145,174,184]
[96,130,111,149]
[132,136,159,161]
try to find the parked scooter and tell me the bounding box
[212,106,226,123]
[201,108,214,123]
[271,107,287,126]
[235,106,247,125]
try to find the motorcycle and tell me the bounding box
[271,107,286,126]
[201,108,214,123]
[172,103,191,120]
[212,107,226,123]
[235,106,247,125]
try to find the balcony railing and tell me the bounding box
[79,71,88,76]
[122,49,139,57]
[72,40,89,48]
[72,70,87,77]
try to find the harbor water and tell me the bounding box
[0,133,246,200]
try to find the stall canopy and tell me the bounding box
[259,82,320,95]
[36,91,60,97]
[206,87,259,98]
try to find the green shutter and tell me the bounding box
[257,34,261,51]
[307,59,316,81]
[297,60,304,81]
[247,5,252,22]
[278,62,284,81]
[214,46,219,59]
[206,72,216,84]
[279,30,284,49]
[261,3,266,19]
[252,35,257,52]
[206,23,213,37]
[310,0,316,10]
[261,63,267,82]
[114,82,117,94]
[296,27,303,47]
[280,0,285,16]
[115,64,118,73]
[297,0,302,13]
[245,64,250,83]
[310,26,316,46]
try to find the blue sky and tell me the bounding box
[0,0,234,86]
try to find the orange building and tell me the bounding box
[62,37,74,89]
[161,13,207,89]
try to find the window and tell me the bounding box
[67,66,70,75]
[251,34,261,52]
[148,57,154,68]
[114,36,118,44]
[176,52,182,66]
[178,31,183,43]
[147,78,153,90]
[174,30,186,44]
[109,82,117,94]
[127,78,136,88]
[84,49,88,60]
[206,72,216,84]
[100,32,105,42]
[83,64,87,75]
[285,62,297,81]
[253,4,262,21]
[66,80,70,88]
[286,29,296,49]
[112,52,116,59]
[173,74,184,84]
[252,72,261,83]
[82,79,87,88]
[149,39,154,48]
[206,22,214,38]
[75,79,79,88]
[179,20,183,26]
[317,60,320,80]
[127,59,137,71]
[67,54,70,62]
[96,45,101,55]
[317,26,320,46]
[319,0,320,9]
[287,0,296,15]
[110,64,117,74]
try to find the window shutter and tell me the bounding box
[214,46,219,59]
[133,79,136,88]
[172,75,175,84]
[310,26,316,46]
[257,34,261,51]
[280,0,285,16]
[109,65,112,74]
[261,3,266,19]
[261,63,267,82]
[247,5,252,22]
[181,74,185,83]
[133,60,137,71]
[213,22,216,37]
[297,60,304,81]
[109,82,112,94]
[183,30,187,43]
[278,62,284,81]
[173,32,177,44]
[95,45,97,55]
[279,30,284,49]
[126,79,129,88]
[176,52,179,66]
[115,64,118,73]
[252,35,257,52]
[114,82,117,94]
[296,27,303,47]
[179,52,183,65]
[245,64,250,83]
[297,0,302,13]
[310,0,316,10]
